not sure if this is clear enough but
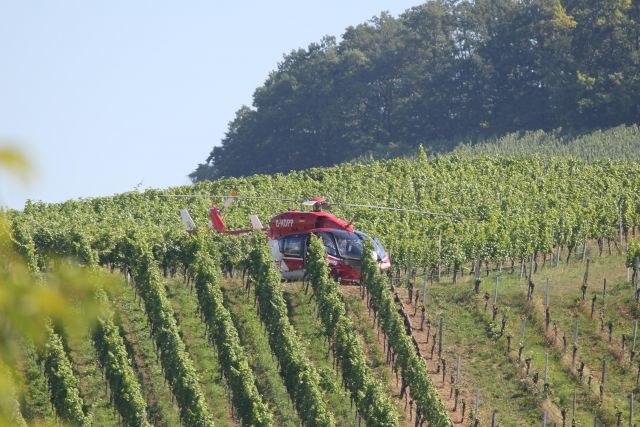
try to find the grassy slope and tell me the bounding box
[527,247,637,423]
[28,246,637,427]
[221,281,301,427]
[164,278,236,426]
[405,243,639,426]
[109,278,182,427]
[395,281,543,426]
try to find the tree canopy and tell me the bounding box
[191,0,640,181]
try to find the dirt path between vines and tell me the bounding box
[341,286,467,425]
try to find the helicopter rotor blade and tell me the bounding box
[157,194,212,198]
[330,202,457,218]
[158,194,302,203]
[159,193,460,218]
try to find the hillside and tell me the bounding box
[453,125,640,162]
[4,151,640,425]
[191,0,640,180]
[15,152,640,275]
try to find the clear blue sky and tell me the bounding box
[0,1,421,209]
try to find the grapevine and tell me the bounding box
[43,327,92,426]
[248,240,335,427]
[192,246,273,426]
[305,235,399,426]
[123,237,215,427]
[360,239,452,427]
[93,289,150,427]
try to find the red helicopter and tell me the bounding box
[177,194,453,284]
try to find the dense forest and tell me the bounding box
[190,0,639,181]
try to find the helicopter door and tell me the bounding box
[317,232,339,257]
[279,234,306,280]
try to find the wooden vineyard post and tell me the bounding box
[519,319,527,361]
[546,278,551,331]
[543,410,547,427]
[452,355,461,409]
[545,278,550,306]
[581,259,590,302]
[544,352,549,396]
[442,359,447,384]
[620,203,624,246]
[632,320,638,363]
[600,360,606,403]
[493,276,499,321]
[630,392,634,427]
[572,389,577,426]
[529,253,534,282]
[437,232,442,282]
[422,275,427,307]
[491,410,497,427]
[610,322,614,343]
[438,318,444,359]
[549,226,554,269]
[634,255,639,303]
[573,320,579,368]
[474,389,480,427]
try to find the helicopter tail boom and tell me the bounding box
[208,205,262,235]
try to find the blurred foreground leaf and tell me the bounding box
[0,145,32,184]
[0,213,118,425]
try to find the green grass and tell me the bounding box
[279,282,359,426]
[409,281,543,426]
[63,319,116,425]
[410,243,640,425]
[526,249,638,424]
[165,278,236,426]
[222,281,301,427]
[109,278,182,427]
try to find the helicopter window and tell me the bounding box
[282,236,305,258]
[331,230,364,260]
[317,232,338,257]
[355,231,387,261]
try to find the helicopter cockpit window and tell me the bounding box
[331,230,364,260]
[282,236,304,258]
[318,232,338,257]
[354,231,387,261]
